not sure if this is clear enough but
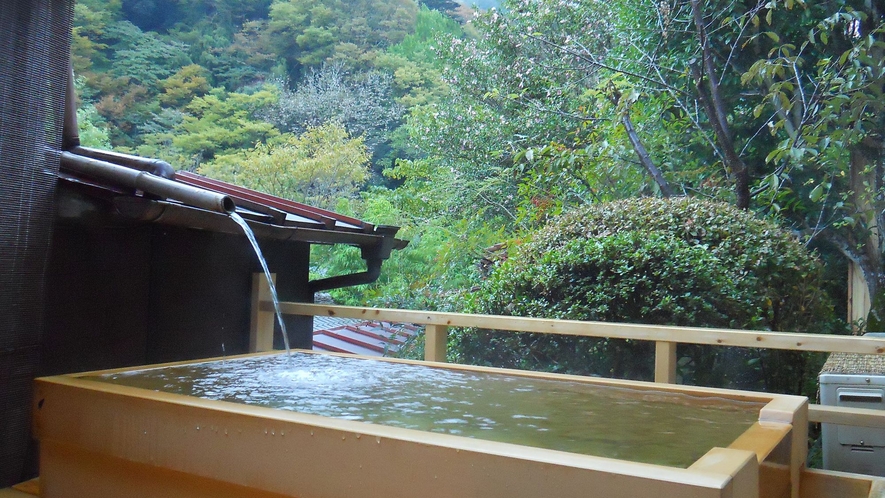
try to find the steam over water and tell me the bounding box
[93,352,763,467]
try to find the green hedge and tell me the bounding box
[454,198,841,396]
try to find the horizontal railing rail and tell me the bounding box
[249,283,885,431]
[808,405,885,428]
[263,301,885,359]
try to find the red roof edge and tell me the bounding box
[174,171,374,232]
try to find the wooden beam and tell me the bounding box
[655,341,678,384]
[799,468,880,498]
[688,448,759,498]
[424,324,448,363]
[808,404,885,429]
[249,273,276,353]
[728,423,792,464]
[271,303,885,355]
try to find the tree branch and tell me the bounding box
[621,109,675,197]
[524,33,690,97]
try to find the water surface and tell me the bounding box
[91,353,763,468]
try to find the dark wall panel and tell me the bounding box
[146,227,313,362]
[147,227,255,362]
[43,219,315,370]
[38,205,315,482]
[42,224,151,375]
[263,238,313,350]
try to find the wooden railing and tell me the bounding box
[251,283,885,429]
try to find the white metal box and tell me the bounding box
[820,348,885,476]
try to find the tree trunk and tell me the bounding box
[689,0,750,209]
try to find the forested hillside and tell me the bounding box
[74,0,884,339]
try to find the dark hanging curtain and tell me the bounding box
[0,0,73,486]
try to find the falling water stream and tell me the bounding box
[229,212,291,354]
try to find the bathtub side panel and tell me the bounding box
[34,378,736,498]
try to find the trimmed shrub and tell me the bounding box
[454,198,841,396]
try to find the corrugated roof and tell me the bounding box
[313,316,362,331]
[313,320,421,357]
[174,171,374,233]
[56,155,407,250]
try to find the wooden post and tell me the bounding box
[249,273,276,352]
[847,262,871,331]
[760,396,808,498]
[847,147,878,332]
[654,341,677,384]
[424,324,448,362]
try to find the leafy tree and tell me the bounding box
[68,0,879,342]
[107,21,192,88]
[122,0,180,31]
[314,182,508,311]
[77,104,112,149]
[159,64,211,106]
[741,2,885,327]
[121,0,273,32]
[401,0,689,226]
[71,1,120,74]
[387,5,462,67]
[221,20,279,86]
[177,0,273,27]
[262,62,403,155]
[93,81,156,145]
[74,17,195,145]
[165,19,271,91]
[423,0,883,327]
[420,0,461,15]
[201,121,370,209]
[265,0,418,78]
[439,0,779,211]
[374,6,462,108]
[134,86,279,168]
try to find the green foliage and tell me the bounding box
[107,21,192,88]
[159,64,211,106]
[741,4,885,209]
[387,5,462,67]
[122,0,180,31]
[312,153,512,311]
[73,77,112,149]
[531,198,837,333]
[317,196,505,311]
[266,0,418,77]
[165,86,279,165]
[263,63,403,155]
[201,121,370,209]
[474,233,742,326]
[76,104,112,149]
[402,0,701,226]
[739,2,885,324]
[72,2,118,74]
[376,6,462,108]
[455,198,840,395]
